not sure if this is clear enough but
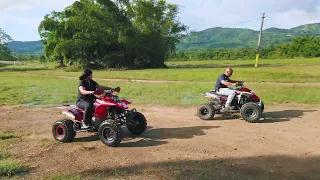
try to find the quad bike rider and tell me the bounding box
[76,69,115,130]
[215,68,241,112]
[52,69,147,147]
[197,68,264,123]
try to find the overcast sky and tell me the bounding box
[0,0,319,41]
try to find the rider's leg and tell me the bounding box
[217,88,236,109]
[77,100,94,128]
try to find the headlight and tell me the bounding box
[119,102,127,108]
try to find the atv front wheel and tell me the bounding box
[52,119,76,142]
[197,104,215,120]
[240,102,262,123]
[98,120,122,147]
[127,112,147,135]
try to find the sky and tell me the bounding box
[0,0,319,41]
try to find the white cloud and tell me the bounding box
[0,15,40,28]
[0,0,319,41]
[0,0,76,12]
[168,0,320,31]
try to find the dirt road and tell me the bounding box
[1,104,320,179]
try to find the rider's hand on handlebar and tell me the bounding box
[113,86,121,92]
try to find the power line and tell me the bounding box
[209,16,261,29]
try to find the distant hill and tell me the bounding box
[8,41,43,54]
[6,23,320,54]
[176,23,320,51]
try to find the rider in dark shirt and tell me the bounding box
[215,73,231,90]
[76,69,119,129]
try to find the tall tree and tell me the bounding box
[117,0,187,68]
[0,28,14,60]
[38,0,187,69]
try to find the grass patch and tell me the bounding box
[23,65,320,83]
[1,73,320,106]
[0,159,28,177]
[0,133,16,140]
[166,58,320,67]
[0,61,56,72]
[2,58,320,83]
[0,132,28,177]
[46,174,81,180]
[0,152,9,160]
[40,139,57,148]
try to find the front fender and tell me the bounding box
[121,99,132,105]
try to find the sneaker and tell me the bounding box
[81,122,92,129]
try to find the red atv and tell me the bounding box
[197,82,264,123]
[52,87,147,147]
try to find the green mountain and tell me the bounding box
[7,40,43,54]
[176,23,320,51]
[6,23,320,54]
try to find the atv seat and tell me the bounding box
[206,90,228,97]
[70,105,85,113]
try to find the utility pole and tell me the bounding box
[255,13,265,68]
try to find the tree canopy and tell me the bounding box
[38,0,187,69]
[0,28,14,60]
[170,35,320,60]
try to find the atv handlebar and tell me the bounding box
[93,87,121,98]
[236,81,244,86]
[235,81,244,88]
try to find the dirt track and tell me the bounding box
[1,104,320,179]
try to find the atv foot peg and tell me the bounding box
[221,107,237,113]
[76,127,95,132]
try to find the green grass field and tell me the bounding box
[2,58,320,83]
[1,58,320,107]
[1,72,320,107]
[30,66,320,83]
[166,58,320,67]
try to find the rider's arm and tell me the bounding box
[97,84,114,90]
[221,80,237,86]
[229,79,239,83]
[79,86,94,95]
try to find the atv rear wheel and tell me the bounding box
[52,119,76,142]
[240,102,262,123]
[98,120,122,147]
[197,103,215,120]
[127,112,147,135]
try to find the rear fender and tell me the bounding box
[56,105,83,121]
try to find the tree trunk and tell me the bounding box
[60,58,64,67]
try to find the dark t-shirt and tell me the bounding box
[215,74,230,90]
[76,80,98,103]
